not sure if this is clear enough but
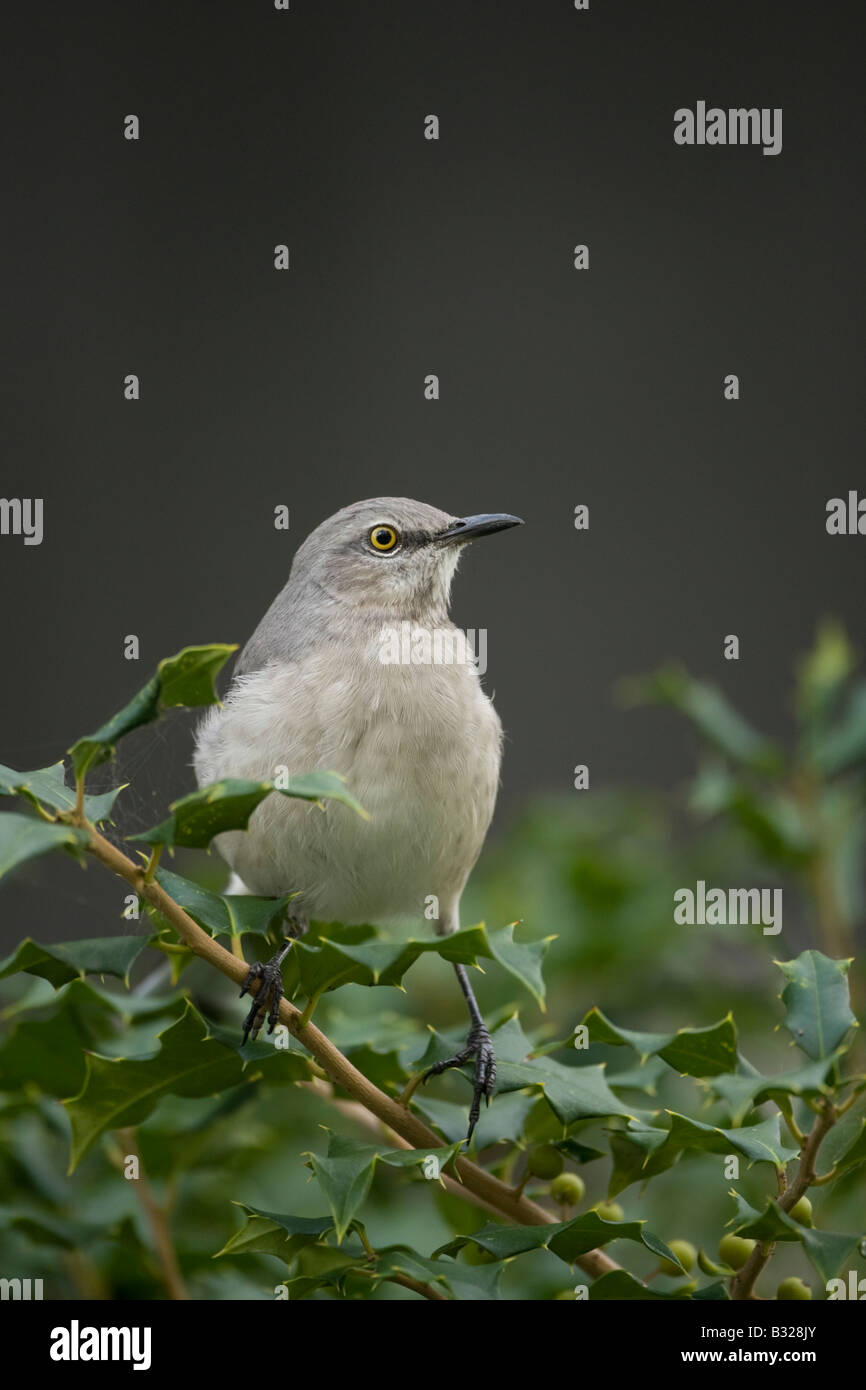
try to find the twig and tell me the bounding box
[729,1101,836,1300]
[81,822,620,1282]
[114,1127,189,1300]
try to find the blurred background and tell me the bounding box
[0,1,863,1299]
[1,0,864,942]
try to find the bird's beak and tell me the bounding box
[435,513,524,546]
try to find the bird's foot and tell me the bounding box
[422,1022,496,1143]
[238,903,307,1043]
[239,950,285,1043]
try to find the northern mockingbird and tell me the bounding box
[194,497,522,1139]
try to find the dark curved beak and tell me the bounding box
[435,513,524,545]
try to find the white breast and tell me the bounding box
[193,639,502,928]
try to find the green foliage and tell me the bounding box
[0,627,863,1301]
[0,814,89,881]
[0,935,150,988]
[68,644,236,780]
[777,951,857,1059]
[130,772,369,849]
[0,761,121,823]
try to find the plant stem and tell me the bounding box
[142,846,162,884]
[83,823,620,1282]
[299,989,323,1028]
[355,1267,448,1301]
[729,1102,836,1300]
[115,1127,188,1300]
[386,1271,449,1301]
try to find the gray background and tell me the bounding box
[1,0,863,942]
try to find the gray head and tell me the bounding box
[289,497,523,621]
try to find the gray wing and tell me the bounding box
[234,578,305,679]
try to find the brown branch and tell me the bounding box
[382,1272,449,1301]
[114,1127,189,1300]
[729,1101,836,1300]
[82,823,620,1283]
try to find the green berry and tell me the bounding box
[776,1277,812,1301]
[718,1234,756,1271]
[550,1173,585,1206]
[788,1196,813,1226]
[594,1201,625,1222]
[553,1289,576,1300]
[658,1239,697,1276]
[526,1145,564,1180]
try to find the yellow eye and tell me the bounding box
[369,524,399,552]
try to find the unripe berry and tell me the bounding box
[776,1277,812,1301]
[658,1239,696,1276]
[718,1233,756,1270]
[550,1172,585,1206]
[594,1201,625,1222]
[788,1196,813,1226]
[526,1145,564,1180]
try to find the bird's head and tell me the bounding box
[290,497,523,620]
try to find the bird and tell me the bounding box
[193,497,523,1140]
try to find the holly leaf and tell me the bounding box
[727,1193,803,1243]
[0,813,89,881]
[591,1270,693,1299]
[373,1248,503,1301]
[777,950,857,1060]
[495,1055,632,1126]
[64,1002,309,1168]
[711,1054,841,1113]
[660,1112,798,1168]
[607,1057,668,1096]
[154,867,292,941]
[581,1006,738,1077]
[0,934,150,988]
[303,1134,461,1242]
[798,1228,861,1286]
[607,1122,675,1196]
[130,773,367,848]
[0,990,107,1098]
[283,921,549,1007]
[434,1212,682,1272]
[484,924,553,1010]
[69,644,237,779]
[215,1208,340,1261]
[415,1091,536,1149]
[730,1190,863,1285]
[0,761,121,823]
[831,1117,866,1178]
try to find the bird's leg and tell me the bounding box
[422,963,496,1143]
[239,902,308,1044]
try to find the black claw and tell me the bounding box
[422,1023,496,1143]
[239,941,290,1043]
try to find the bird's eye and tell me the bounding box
[368,524,399,552]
